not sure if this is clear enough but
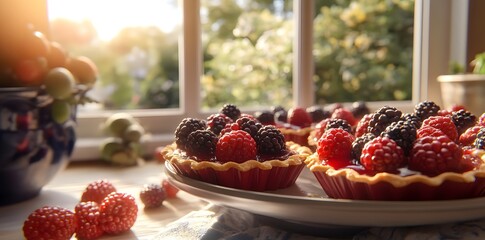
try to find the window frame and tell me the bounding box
[71,0,460,161]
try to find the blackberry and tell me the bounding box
[380,120,417,155]
[255,125,287,155]
[271,105,286,114]
[207,113,233,135]
[220,104,241,121]
[324,118,353,134]
[306,105,331,123]
[236,117,263,138]
[254,110,275,125]
[174,118,206,150]
[367,106,402,136]
[451,109,477,135]
[475,128,485,150]
[414,101,440,121]
[351,133,375,163]
[185,129,218,160]
[401,113,422,129]
[274,109,288,122]
[351,101,370,119]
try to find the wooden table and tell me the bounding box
[0,160,209,239]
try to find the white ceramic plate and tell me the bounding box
[164,161,485,227]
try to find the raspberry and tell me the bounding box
[409,135,463,175]
[317,128,355,165]
[216,130,257,163]
[354,113,372,137]
[174,118,207,150]
[23,206,77,240]
[140,184,167,208]
[350,101,370,120]
[81,179,117,204]
[219,122,240,136]
[360,136,405,172]
[99,192,138,235]
[351,133,376,163]
[306,105,330,123]
[401,113,422,129]
[450,104,466,112]
[331,108,357,126]
[236,116,263,138]
[254,110,275,125]
[451,109,477,135]
[75,201,103,240]
[185,129,218,160]
[255,125,286,155]
[220,104,241,121]
[380,120,417,155]
[287,107,312,128]
[313,119,331,141]
[414,100,440,121]
[367,106,402,136]
[324,118,353,134]
[479,113,485,127]
[475,128,485,150]
[416,126,447,139]
[162,179,179,198]
[421,115,458,142]
[206,113,233,135]
[459,125,482,146]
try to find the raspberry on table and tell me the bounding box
[317,128,355,165]
[331,108,357,126]
[351,133,376,163]
[75,201,104,240]
[216,130,257,163]
[162,179,179,198]
[324,118,353,134]
[206,113,233,135]
[306,105,331,123]
[81,179,117,204]
[421,115,459,142]
[99,192,138,235]
[416,125,448,139]
[380,120,417,155]
[287,107,313,128]
[220,104,241,121]
[414,100,440,121]
[409,135,463,175]
[459,148,483,172]
[174,118,207,150]
[185,129,218,160]
[360,136,405,172]
[140,184,167,208]
[451,109,477,135]
[367,106,402,136]
[255,125,287,156]
[23,206,77,240]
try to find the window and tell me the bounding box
[47,0,459,161]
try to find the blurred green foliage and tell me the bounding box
[50,0,414,110]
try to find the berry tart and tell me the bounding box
[161,104,312,191]
[305,102,485,201]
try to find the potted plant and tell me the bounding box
[437,52,485,116]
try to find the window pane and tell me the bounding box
[200,0,294,110]
[313,0,414,104]
[47,0,181,112]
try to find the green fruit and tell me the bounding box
[45,67,75,100]
[105,113,136,137]
[111,151,138,166]
[123,123,145,142]
[100,138,124,160]
[51,100,71,124]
